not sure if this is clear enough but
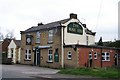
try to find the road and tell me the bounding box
[1,64,118,80]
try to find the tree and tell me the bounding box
[5,31,14,39]
[0,28,15,41]
[0,32,4,41]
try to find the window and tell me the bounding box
[48,50,53,62]
[86,36,89,45]
[48,30,53,43]
[94,52,97,59]
[89,52,92,60]
[67,51,72,60]
[36,32,40,43]
[102,52,110,61]
[11,48,13,58]
[25,49,31,60]
[54,48,59,62]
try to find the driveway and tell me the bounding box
[1,64,117,80]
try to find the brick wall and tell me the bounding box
[78,47,118,68]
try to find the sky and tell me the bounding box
[0,0,119,42]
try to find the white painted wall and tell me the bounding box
[62,19,95,45]
[18,48,21,63]
[8,40,17,63]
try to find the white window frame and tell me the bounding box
[89,52,92,60]
[48,49,53,62]
[48,30,53,43]
[67,51,72,60]
[36,32,40,43]
[11,48,14,58]
[94,52,97,59]
[102,52,110,61]
[86,36,89,45]
[25,49,31,60]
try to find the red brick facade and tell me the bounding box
[64,45,120,68]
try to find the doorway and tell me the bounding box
[114,54,118,66]
[34,48,40,66]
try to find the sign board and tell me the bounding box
[67,22,83,35]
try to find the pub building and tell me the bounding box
[20,13,120,68]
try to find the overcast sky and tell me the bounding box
[0,0,119,41]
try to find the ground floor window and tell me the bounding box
[102,52,110,61]
[89,52,92,60]
[48,50,53,62]
[54,48,59,62]
[25,49,31,60]
[67,51,72,60]
[94,52,97,59]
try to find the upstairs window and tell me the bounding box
[36,32,40,43]
[86,36,89,45]
[102,52,110,61]
[48,30,53,43]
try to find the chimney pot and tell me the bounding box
[70,13,77,19]
[38,22,43,26]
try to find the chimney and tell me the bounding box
[70,13,77,19]
[38,22,43,26]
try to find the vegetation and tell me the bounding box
[58,67,119,78]
[103,40,120,48]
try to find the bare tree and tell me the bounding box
[0,32,4,41]
[5,31,14,39]
[0,27,15,40]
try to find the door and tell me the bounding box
[89,52,92,67]
[114,54,118,66]
[34,49,40,66]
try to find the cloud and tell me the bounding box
[0,0,119,41]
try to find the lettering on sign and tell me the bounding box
[67,22,83,35]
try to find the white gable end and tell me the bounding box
[62,18,95,45]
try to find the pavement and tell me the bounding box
[1,64,118,80]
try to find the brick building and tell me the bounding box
[64,44,120,68]
[20,13,120,68]
[8,39,21,64]
[1,38,12,63]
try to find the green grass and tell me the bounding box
[58,67,119,78]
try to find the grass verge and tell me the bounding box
[58,67,119,78]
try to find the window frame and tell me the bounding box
[86,36,89,45]
[36,32,40,43]
[102,52,110,61]
[89,52,92,60]
[48,49,53,62]
[67,51,72,60]
[48,30,53,43]
[25,49,31,60]
[94,52,97,59]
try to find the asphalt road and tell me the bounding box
[1,64,118,80]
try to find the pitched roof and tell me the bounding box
[21,15,95,35]
[14,40,21,47]
[24,18,70,33]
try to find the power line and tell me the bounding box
[96,0,103,30]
